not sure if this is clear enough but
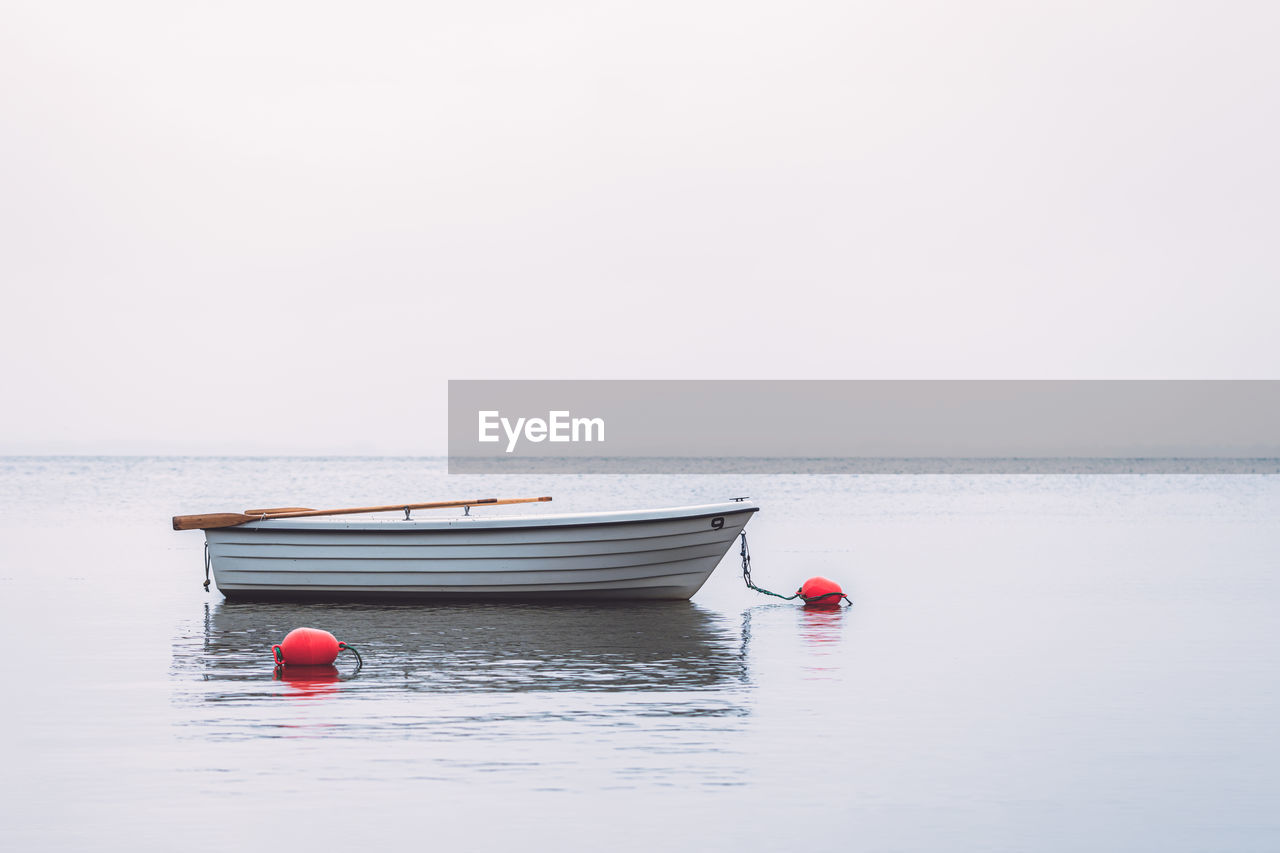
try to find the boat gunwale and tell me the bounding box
[223,502,759,533]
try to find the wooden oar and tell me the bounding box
[244,506,314,515]
[173,496,553,531]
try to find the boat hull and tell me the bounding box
[205,502,758,601]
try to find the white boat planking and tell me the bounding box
[204,501,759,600]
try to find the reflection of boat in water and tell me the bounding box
[201,501,759,601]
[177,600,747,695]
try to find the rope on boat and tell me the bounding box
[203,542,211,592]
[740,532,798,600]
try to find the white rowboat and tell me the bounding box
[202,501,759,601]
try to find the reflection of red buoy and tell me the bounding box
[272,627,362,667]
[274,664,341,699]
[797,577,849,608]
[274,663,340,686]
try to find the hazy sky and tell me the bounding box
[2,1,1277,454]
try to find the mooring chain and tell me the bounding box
[740,532,799,600]
[740,531,851,605]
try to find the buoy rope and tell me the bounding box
[804,591,854,606]
[740,532,798,600]
[739,532,852,606]
[338,642,363,670]
[270,642,363,671]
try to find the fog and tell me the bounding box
[2,1,1277,453]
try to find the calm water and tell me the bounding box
[1,458,1278,851]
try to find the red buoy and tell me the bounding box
[273,627,344,666]
[797,576,848,607]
